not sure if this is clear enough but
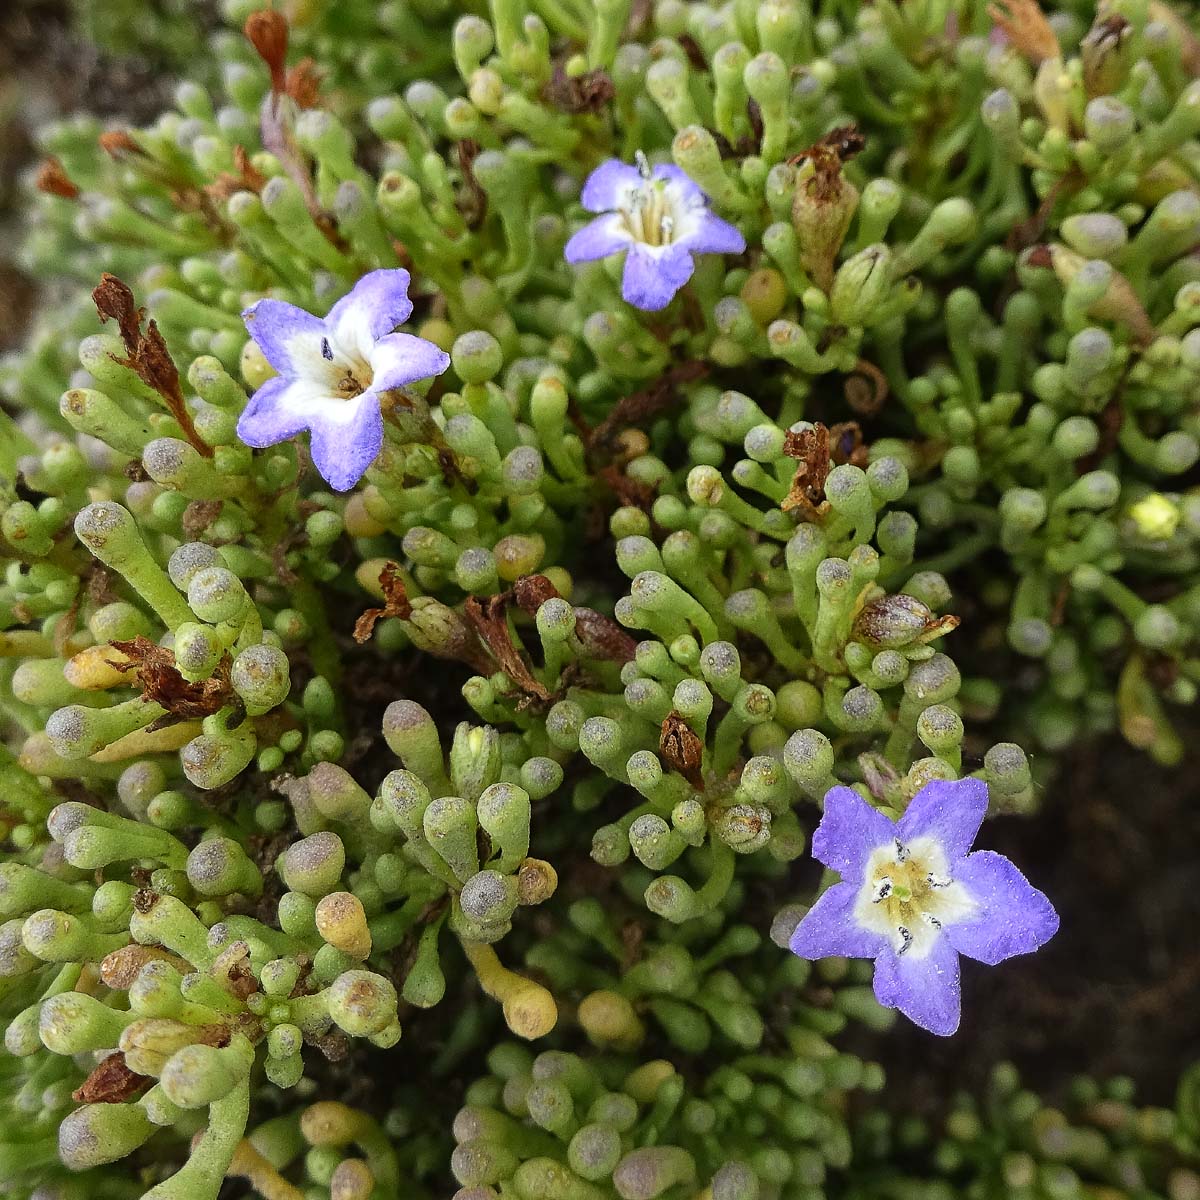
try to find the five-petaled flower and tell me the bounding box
[564,153,746,311]
[789,777,1058,1036]
[238,269,450,492]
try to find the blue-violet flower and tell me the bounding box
[238,268,450,491]
[564,154,746,311]
[789,778,1059,1036]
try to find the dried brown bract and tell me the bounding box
[353,563,414,644]
[782,421,867,519]
[660,711,705,790]
[109,636,233,719]
[92,274,212,458]
[285,58,324,108]
[572,607,637,664]
[513,574,562,615]
[543,65,616,114]
[205,145,269,201]
[72,1053,150,1104]
[988,0,1060,63]
[465,595,552,702]
[35,157,80,200]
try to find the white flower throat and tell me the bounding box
[853,837,976,960]
[318,334,371,399]
[618,152,684,247]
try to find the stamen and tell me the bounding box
[321,337,333,361]
[895,839,910,863]
[873,879,892,903]
[927,872,952,889]
[634,150,652,180]
[659,215,674,241]
[922,913,942,929]
[896,925,913,956]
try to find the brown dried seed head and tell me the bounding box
[36,157,80,199]
[660,711,704,790]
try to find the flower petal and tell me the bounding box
[789,881,888,961]
[811,786,896,880]
[242,299,329,378]
[580,160,643,212]
[683,210,747,255]
[651,163,706,205]
[325,269,415,362]
[368,332,451,393]
[236,376,328,448]
[872,935,961,1036]
[943,850,1060,966]
[565,214,632,264]
[896,777,988,863]
[308,392,384,492]
[620,244,694,311]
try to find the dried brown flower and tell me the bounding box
[660,711,704,790]
[72,1053,151,1104]
[108,636,233,719]
[353,563,414,644]
[35,157,80,200]
[91,274,212,457]
[543,65,616,114]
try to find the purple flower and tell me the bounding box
[238,269,450,492]
[564,154,746,311]
[789,778,1058,1036]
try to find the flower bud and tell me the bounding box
[424,795,480,882]
[161,1036,252,1108]
[460,870,520,937]
[830,244,892,325]
[451,723,503,804]
[613,1146,696,1200]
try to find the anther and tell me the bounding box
[321,337,333,361]
[894,839,910,863]
[873,878,892,902]
[896,925,913,955]
[635,149,652,180]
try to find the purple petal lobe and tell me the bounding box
[565,214,632,264]
[308,392,384,492]
[811,786,896,880]
[872,935,961,1036]
[684,210,747,255]
[651,163,706,204]
[369,332,451,393]
[620,244,694,311]
[789,882,887,961]
[896,777,988,862]
[236,376,325,448]
[580,160,642,212]
[242,299,327,376]
[943,850,1060,965]
[326,269,414,362]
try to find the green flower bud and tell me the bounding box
[382,700,451,792]
[451,723,503,804]
[830,244,892,325]
[187,565,249,624]
[783,729,837,802]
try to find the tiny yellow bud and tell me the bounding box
[1129,493,1181,541]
